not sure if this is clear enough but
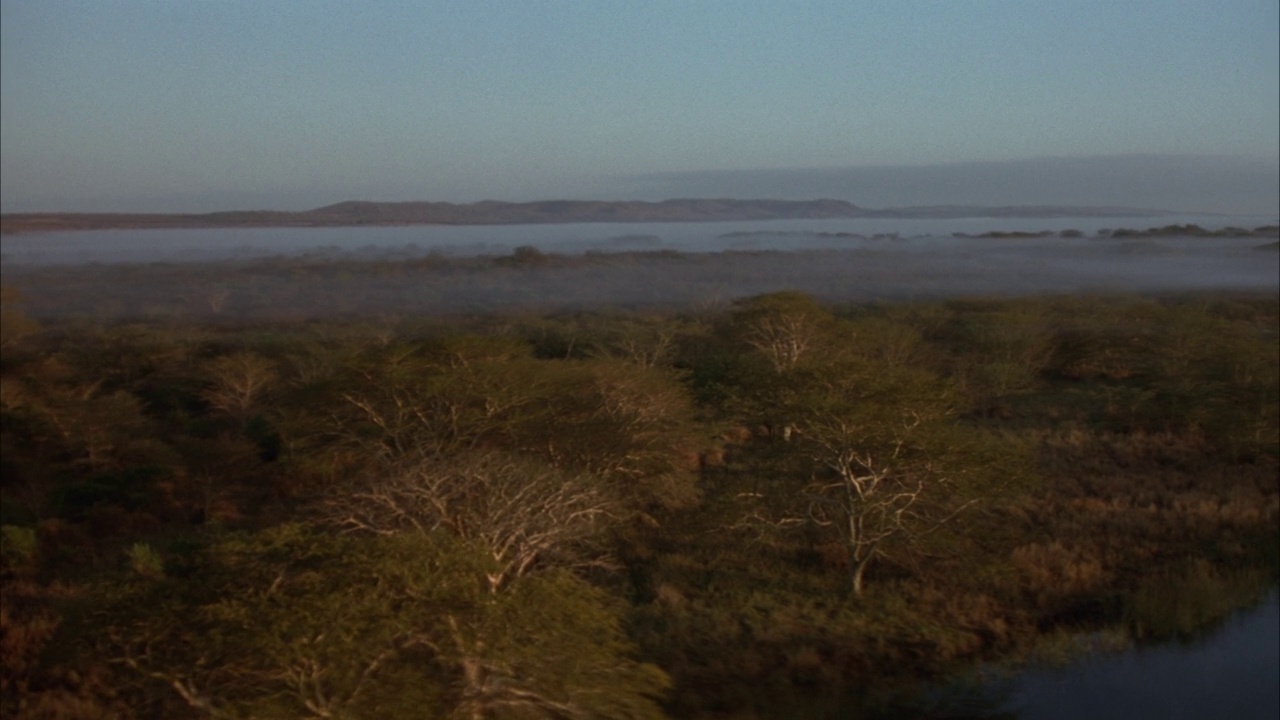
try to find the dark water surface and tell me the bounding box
[847,591,1280,720]
[987,591,1279,720]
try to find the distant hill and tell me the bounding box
[862,205,1182,219]
[0,198,860,234]
[306,198,862,224]
[0,198,1185,234]
[621,155,1279,215]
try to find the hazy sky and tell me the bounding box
[2,1,1277,213]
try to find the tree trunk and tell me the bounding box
[850,554,871,597]
[457,655,490,720]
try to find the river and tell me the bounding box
[848,591,1280,720]
[987,591,1279,720]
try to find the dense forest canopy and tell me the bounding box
[2,275,1277,717]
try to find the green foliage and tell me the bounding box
[51,466,168,518]
[933,302,1055,415]
[90,526,450,716]
[126,542,164,579]
[497,245,552,268]
[728,291,836,374]
[1123,559,1273,642]
[705,292,1035,594]
[0,286,41,355]
[90,525,669,718]
[307,337,702,515]
[0,524,38,566]
[1036,298,1279,457]
[2,290,1274,718]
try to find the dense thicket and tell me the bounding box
[2,288,1276,718]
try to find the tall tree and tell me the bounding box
[721,294,1022,595]
[730,292,833,374]
[91,526,669,719]
[322,451,613,593]
[782,358,987,595]
[202,351,277,426]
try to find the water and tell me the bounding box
[891,592,1280,720]
[991,592,1279,720]
[2,214,1275,265]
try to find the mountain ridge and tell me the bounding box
[0,198,1183,235]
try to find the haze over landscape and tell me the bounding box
[3,5,1280,719]
[2,1,1277,216]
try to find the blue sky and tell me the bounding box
[2,1,1277,213]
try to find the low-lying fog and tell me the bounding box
[2,215,1276,320]
[3,214,1275,265]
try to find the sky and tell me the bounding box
[1,0,1277,214]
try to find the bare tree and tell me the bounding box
[738,358,986,596]
[323,451,614,593]
[540,360,703,512]
[589,316,683,369]
[202,284,230,315]
[325,343,547,457]
[732,292,832,374]
[798,407,973,596]
[203,352,276,424]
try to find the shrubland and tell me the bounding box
[1,282,1276,718]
